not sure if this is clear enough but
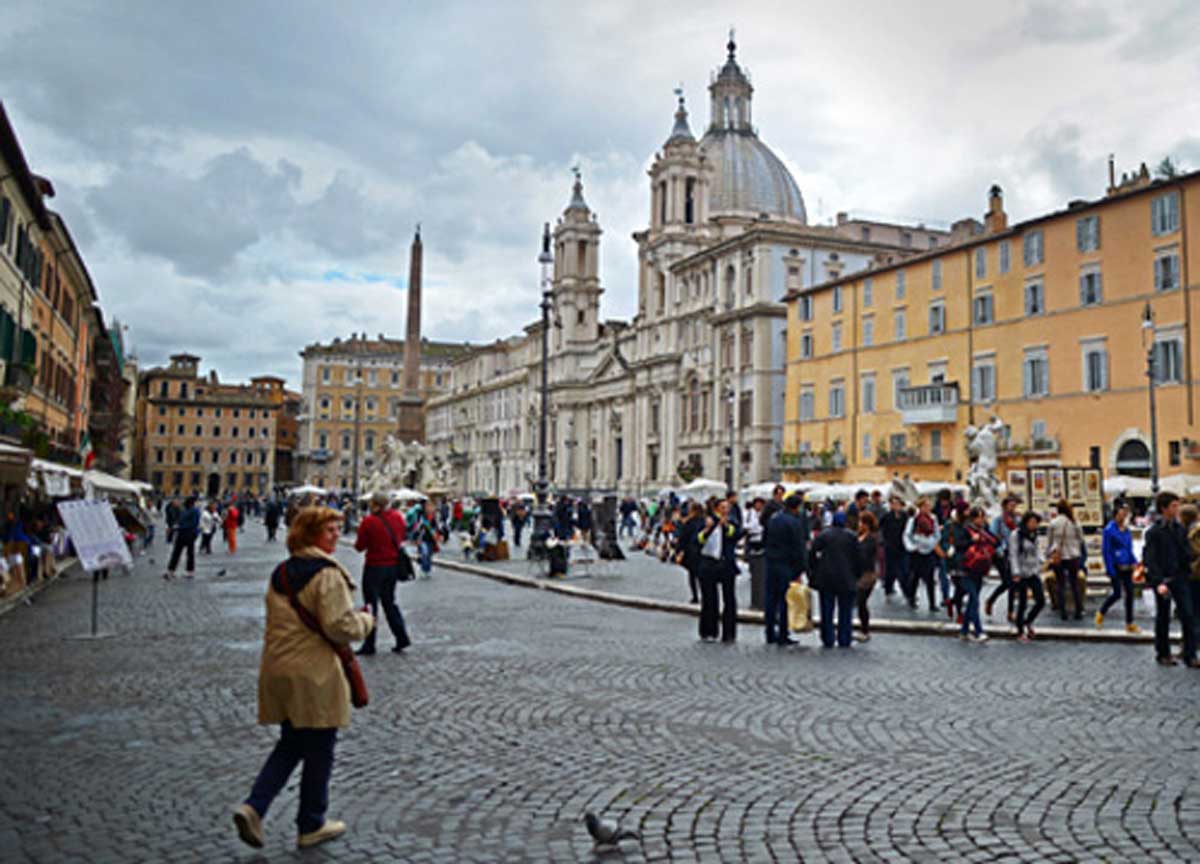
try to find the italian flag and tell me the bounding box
[79,432,95,470]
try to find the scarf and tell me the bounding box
[915,512,936,536]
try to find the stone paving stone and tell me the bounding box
[0,523,1196,862]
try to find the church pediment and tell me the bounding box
[587,344,631,385]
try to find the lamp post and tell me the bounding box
[1142,302,1161,495]
[724,384,735,491]
[347,357,363,531]
[530,223,554,559]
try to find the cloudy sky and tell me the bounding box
[2,0,1197,388]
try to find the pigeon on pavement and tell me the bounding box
[584,812,639,849]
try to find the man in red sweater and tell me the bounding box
[353,493,412,655]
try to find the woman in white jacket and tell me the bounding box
[902,497,940,611]
[199,501,219,554]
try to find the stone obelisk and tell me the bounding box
[396,226,425,443]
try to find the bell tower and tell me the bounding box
[552,169,602,345]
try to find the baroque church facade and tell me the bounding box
[426,39,962,497]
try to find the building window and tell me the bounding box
[230,451,238,465]
[249,427,257,439]
[1170,440,1182,467]
[832,285,843,314]
[321,367,330,383]
[828,381,845,418]
[861,374,876,414]
[160,381,169,398]
[176,424,184,435]
[1023,230,1044,267]
[1083,346,1109,392]
[1153,337,1184,384]
[928,302,945,334]
[233,409,240,418]
[862,317,874,347]
[1079,270,1102,306]
[341,432,351,451]
[1025,282,1045,316]
[894,309,907,341]
[930,429,943,461]
[1022,349,1050,398]
[973,293,994,325]
[863,278,873,308]
[974,248,987,279]
[799,295,813,321]
[317,432,328,449]
[1152,190,1180,236]
[891,369,910,409]
[738,391,752,426]
[861,226,871,241]
[1076,215,1100,252]
[1154,252,1181,292]
[896,270,906,300]
[212,450,220,464]
[972,362,996,403]
[193,450,202,465]
[931,260,942,291]
[155,448,164,464]
[999,240,1010,274]
[231,427,239,438]
[365,432,375,453]
[831,322,842,352]
[175,449,184,464]
[800,332,814,359]
[799,387,815,421]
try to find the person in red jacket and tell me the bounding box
[224,502,240,554]
[353,493,412,655]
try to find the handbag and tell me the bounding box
[278,563,369,709]
[380,514,415,582]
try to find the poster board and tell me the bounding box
[1013,467,1104,529]
[56,499,133,572]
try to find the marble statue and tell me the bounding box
[964,415,1005,516]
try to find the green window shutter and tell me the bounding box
[20,329,36,365]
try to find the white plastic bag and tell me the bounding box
[701,528,721,559]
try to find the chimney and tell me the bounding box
[984,184,1007,233]
[1108,154,1116,194]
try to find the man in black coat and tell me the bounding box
[675,503,705,603]
[879,496,909,596]
[763,495,809,645]
[759,484,786,547]
[809,512,859,648]
[1143,491,1198,667]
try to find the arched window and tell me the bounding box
[724,265,736,309]
[744,265,753,296]
[685,177,696,224]
[1116,439,1152,477]
[688,378,700,432]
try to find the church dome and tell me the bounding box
[699,37,807,224]
[699,129,807,222]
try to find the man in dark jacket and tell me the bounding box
[675,503,705,603]
[879,496,909,596]
[759,484,786,547]
[1143,491,1198,666]
[763,495,809,645]
[809,512,859,648]
[164,497,200,580]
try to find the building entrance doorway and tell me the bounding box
[207,473,221,498]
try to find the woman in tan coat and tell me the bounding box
[233,507,373,850]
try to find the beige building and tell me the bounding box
[134,354,281,497]
[296,334,467,490]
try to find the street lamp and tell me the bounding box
[724,384,735,491]
[530,222,554,560]
[1142,302,1160,495]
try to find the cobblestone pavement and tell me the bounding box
[470,536,1169,636]
[0,524,1198,863]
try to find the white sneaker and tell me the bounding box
[972,633,989,643]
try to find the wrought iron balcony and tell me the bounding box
[898,382,959,425]
[309,448,331,462]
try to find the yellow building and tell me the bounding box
[783,166,1200,487]
[296,334,467,490]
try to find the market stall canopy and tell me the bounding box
[84,470,144,500]
[1103,475,1154,498]
[358,487,427,502]
[1159,474,1200,496]
[739,481,820,500]
[29,457,83,496]
[675,477,727,500]
[288,484,327,498]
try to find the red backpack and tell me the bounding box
[963,526,997,575]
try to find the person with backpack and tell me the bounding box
[1010,511,1046,643]
[959,507,997,642]
[1046,498,1086,621]
[352,493,412,655]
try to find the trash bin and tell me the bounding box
[748,550,765,611]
